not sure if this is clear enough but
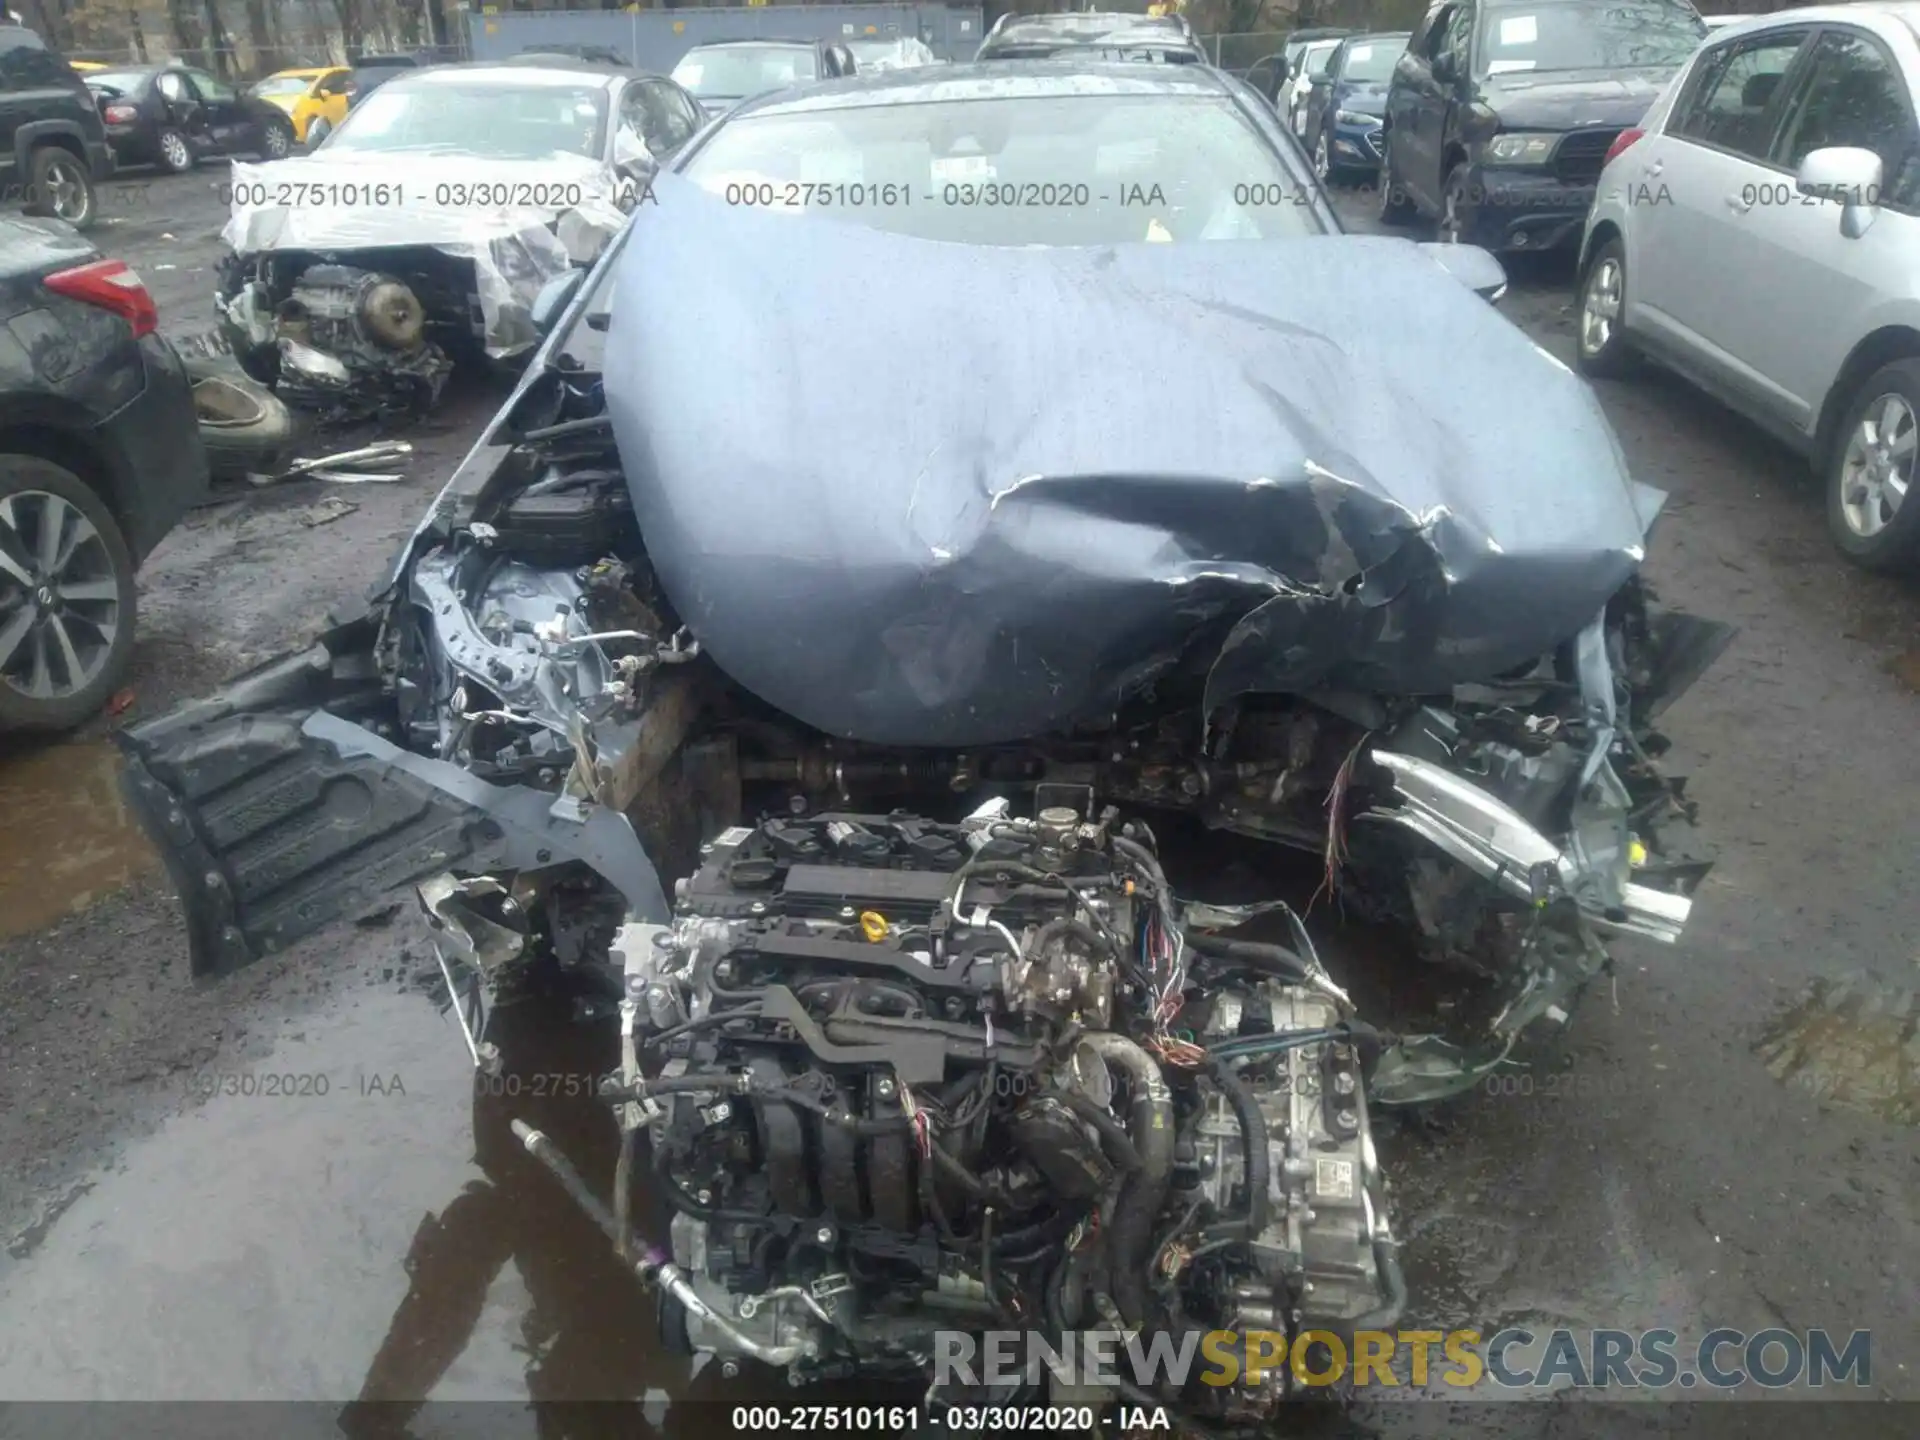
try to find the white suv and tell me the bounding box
[1575,5,1920,569]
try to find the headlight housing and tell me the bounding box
[1486,132,1559,165]
[1335,109,1376,127]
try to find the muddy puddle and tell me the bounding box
[0,740,157,940]
[1756,971,1920,1125]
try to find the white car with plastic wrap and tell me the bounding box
[214,61,703,419]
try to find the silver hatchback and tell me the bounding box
[1576,4,1920,569]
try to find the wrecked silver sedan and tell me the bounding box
[213,61,692,420]
[120,65,1730,1429]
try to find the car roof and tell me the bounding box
[682,38,824,51]
[729,60,1245,119]
[1703,1,1920,44]
[502,53,632,72]
[379,61,631,90]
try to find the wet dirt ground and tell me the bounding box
[1,173,1918,1431]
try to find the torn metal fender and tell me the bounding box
[1359,749,1693,945]
[117,704,669,980]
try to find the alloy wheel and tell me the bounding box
[0,490,122,702]
[161,131,191,170]
[1580,257,1623,356]
[41,156,89,224]
[1314,133,1331,182]
[1838,392,1916,539]
[264,124,290,158]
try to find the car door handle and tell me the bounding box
[1726,193,1752,214]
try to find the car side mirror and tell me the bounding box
[532,269,586,336]
[1418,240,1508,302]
[1310,70,1333,87]
[1797,145,1884,239]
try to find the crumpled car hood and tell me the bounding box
[221,151,628,265]
[603,176,1650,749]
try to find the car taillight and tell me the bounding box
[1604,128,1645,166]
[101,102,137,124]
[43,259,158,339]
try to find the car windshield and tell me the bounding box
[326,81,608,158]
[1478,1,1706,74]
[1336,38,1405,83]
[87,69,147,93]
[253,74,313,97]
[681,92,1323,245]
[672,45,818,98]
[848,39,937,70]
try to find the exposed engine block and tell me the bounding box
[273,263,453,418]
[606,802,1402,1418]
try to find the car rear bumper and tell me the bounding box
[1460,166,1596,253]
[96,334,210,562]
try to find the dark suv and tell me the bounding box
[0,24,114,229]
[0,216,208,730]
[1379,0,1706,251]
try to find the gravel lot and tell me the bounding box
[0,170,1916,1432]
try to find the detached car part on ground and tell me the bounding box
[211,66,652,423]
[117,67,1732,1430]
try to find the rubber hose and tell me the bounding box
[1041,1087,1143,1171]
[1183,932,1312,981]
[1077,1033,1175,1327]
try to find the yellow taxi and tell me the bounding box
[68,60,108,72]
[247,65,351,143]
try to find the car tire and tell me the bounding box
[157,127,195,173]
[1377,138,1418,225]
[22,145,97,230]
[1313,130,1337,187]
[1439,161,1475,245]
[259,118,295,161]
[0,454,138,733]
[1825,359,1920,571]
[1574,237,1636,379]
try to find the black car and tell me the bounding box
[0,215,208,730]
[1379,0,1706,250]
[975,11,1207,63]
[85,63,297,173]
[668,39,856,117]
[0,24,114,229]
[1301,32,1412,184]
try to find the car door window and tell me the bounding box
[156,70,190,104]
[0,28,70,88]
[184,68,238,104]
[1669,32,1808,160]
[1772,28,1920,210]
[313,73,345,97]
[643,80,694,151]
[1440,3,1474,70]
[663,82,703,136]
